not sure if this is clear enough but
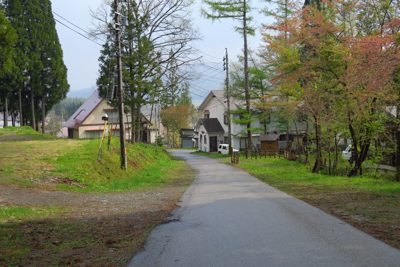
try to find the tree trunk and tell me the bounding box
[312,116,322,173]
[4,97,8,127]
[397,123,400,181]
[136,104,141,142]
[243,0,252,148]
[31,89,36,131]
[328,130,332,175]
[396,104,400,182]
[167,128,170,148]
[19,88,23,126]
[348,123,371,177]
[42,93,45,134]
[12,112,15,127]
[335,132,338,176]
[131,103,136,144]
[305,119,309,166]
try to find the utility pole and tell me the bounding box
[224,49,232,152]
[115,0,127,170]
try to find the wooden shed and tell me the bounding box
[259,134,280,152]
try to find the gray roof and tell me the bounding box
[198,118,224,133]
[259,134,280,141]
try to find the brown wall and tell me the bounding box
[261,141,278,152]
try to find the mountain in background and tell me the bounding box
[67,87,96,99]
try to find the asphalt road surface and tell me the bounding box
[129,150,400,267]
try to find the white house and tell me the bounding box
[195,90,307,152]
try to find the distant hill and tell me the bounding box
[67,87,96,99]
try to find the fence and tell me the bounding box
[229,147,295,164]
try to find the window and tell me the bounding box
[224,112,228,124]
[86,131,103,138]
[200,134,202,144]
[105,109,118,123]
[204,114,209,119]
[204,135,207,144]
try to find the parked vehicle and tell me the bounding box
[218,144,239,154]
[342,145,352,163]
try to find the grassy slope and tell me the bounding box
[0,126,186,193]
[0,126,191,221]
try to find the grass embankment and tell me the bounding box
[0,126,194,266]
[229,155,400,249]
[0,126,187,193]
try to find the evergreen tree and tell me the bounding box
[3,0,69,131]
[0,4,17,78]
[0,4,17,127]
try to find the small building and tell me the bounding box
[259,134,280,152]
[180,128,196,148]
[197,118,225,152]
[64,90,152,141]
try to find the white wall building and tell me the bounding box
[195,90,307,152]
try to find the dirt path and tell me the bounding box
[0,176,192,266]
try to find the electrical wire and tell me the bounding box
[27,0,227,104]
[51,10,107,43]
[26,0,104,47]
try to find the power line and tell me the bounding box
[52,10,107,43]
[54,18,103,46]
[198,50,222,60]
[26,0,104,47]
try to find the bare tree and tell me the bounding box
[90,0,201,142]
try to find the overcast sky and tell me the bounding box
[51,0,274,101]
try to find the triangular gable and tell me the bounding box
[64,90,103,129]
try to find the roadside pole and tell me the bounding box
[224,48,232,153]
[115,0,127,170]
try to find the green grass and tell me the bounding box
[0,206,65,221]
[52,138,186,192]
[0,127,190,193]
[0,126,55,140]
[237,157,400,194]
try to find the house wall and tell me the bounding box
[197,91,308,151]
[182,138,193,148]
[72,129,79,139]
[205,96,228,131]
[78,101,132,139]
[198,124,208,152]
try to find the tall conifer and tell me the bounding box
[3,0,69,131]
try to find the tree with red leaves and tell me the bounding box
[261,0,400,176]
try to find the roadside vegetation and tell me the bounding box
[0,127,194,266]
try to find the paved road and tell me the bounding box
[129,151,400,267]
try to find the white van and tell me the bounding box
[218,144,239,154]
[342,145,352,163]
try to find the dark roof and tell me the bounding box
[259,134,280,141]
[180,134,195,138]
[63,90,102,129]
[198,118,224,133]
